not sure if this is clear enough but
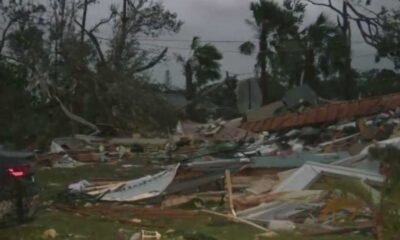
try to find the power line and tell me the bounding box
[140,42,245,53]
[135,37,367,45]
[95,35,367,45]
[95,35,380,57]
[141,42,379,57]
[138,38,249,43]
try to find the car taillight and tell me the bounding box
[7,165,29,177]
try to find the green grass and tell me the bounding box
[0,162,375,240]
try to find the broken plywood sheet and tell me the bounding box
[89,164,180,202]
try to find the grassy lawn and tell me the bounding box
[0,161,374,240]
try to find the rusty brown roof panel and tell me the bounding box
[304,108,316,124]
[254,120,265,132]
[317,106,328,123]
[281,114,296,129]
[358,102,368,116]
[267,117,279,130]
[241,92,400,132]
[326,106,336,121]
[381,99,390,112]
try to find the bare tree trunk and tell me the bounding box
[341,1,354,100]
[185,60,194,100]
[114,0,128,69]
[122,0,128,41]
[305,0,358,99]
[76,0,90,132]
[80,0,88,43]
[304,47,318,90]
[258,22,269,105]
[59,0,66,46]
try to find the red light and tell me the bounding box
[7,165,29,177]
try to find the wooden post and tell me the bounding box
[225,170,236,217]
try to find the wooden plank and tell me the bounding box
[225,170,236,217]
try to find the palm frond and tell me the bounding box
[239,41,256,55]
[195,44,223,61]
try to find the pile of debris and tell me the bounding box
[37,134,170,168]
[39,90,400,238]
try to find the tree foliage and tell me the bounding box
[177,36,223,100]
[0,0,183,147]
[357,69,400,97]
[305,0,400,70]
[240,0,301,104]
[242,0,363,100]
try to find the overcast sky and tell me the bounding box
[87,0,396,88]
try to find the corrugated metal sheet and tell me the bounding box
[241,93,400,132]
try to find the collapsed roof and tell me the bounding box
[241,92,400,133]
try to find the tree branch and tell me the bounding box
[346,2,382,26]
[356,19,378,47]
[306,0,344,18]
[74,19,106,63]
[127,0,146,12]
[0,19,17,54]
[306,0,384,49]
[306,0,377,22]
[132,47,168,73]
[54,95,100,134]
[89,12,115,34]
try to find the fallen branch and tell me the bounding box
[54,96,100,134]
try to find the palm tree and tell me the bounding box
[303,0,356,99]
[177,36,223,100]
[299,14,338,90]
[239,0,298,105]
[256,12,343,95]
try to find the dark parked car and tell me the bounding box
[0,150,38,225]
